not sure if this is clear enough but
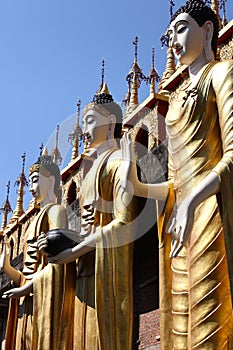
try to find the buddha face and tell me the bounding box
[168,13,205,66]
[83,108,110,148]
[29,171,51,204]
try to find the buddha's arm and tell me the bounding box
[120,133,169,200]
[2,279,33,299]
[170,172,220,257]
[49,160,141,264]
[212,60,233,172]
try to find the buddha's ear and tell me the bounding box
[108,114,116,132]
[203,20,214,61]
[204,20,214,42]
[48,175,56,201]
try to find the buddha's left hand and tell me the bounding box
[168,194,195,258]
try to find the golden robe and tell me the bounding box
[159,60,233,350]
[5,204,76,350]
[74,148,139,350]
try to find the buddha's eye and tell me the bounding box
[177,25,187,34]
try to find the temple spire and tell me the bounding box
[148,48,160,95]
[96,59,105,94]
[122,35,148,107]
[51,125,62,166]
[158,44,176,91]
[133,35,138,63]
[129,72,139,106]
[11,153,28,222]
[68,99,83,161]
[0,181,12,232]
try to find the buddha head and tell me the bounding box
[167,0,219,65]
[83,86,123,149]
[29,153,60,204]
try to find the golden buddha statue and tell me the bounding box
[1,153,75,350]
[120,0,233,348]
[41,87,140,349]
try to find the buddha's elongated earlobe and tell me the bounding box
[48,175,56,202]
[204,21,214,61]
[204,38,212,60]
[107,114,116,148]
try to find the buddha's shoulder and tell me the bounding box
[47,204,66,216]
[212,60,233,75]
[103,149,121,173]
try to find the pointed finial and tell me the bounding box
[56,125,59,148]
[133,35,138,63]
[68,100,84,161]
[0,181,12,231]
[39,143,44,156]
[22,152,26,173]
[50,125,62,166]
[101,58,105,88]
[152,47,155,69]
[148,48,160,94]
[123,35,148,106]
[96,59,108,94]
[10,153,29,222]
[170,0,175,19]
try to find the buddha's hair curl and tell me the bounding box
[30,155,61,196]
[162,0,219,57]
[92,93,123,140]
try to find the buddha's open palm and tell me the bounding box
[119,133,137,193]
[0,239,10,271]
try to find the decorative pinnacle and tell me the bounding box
[39,143,44,156]
[14,152,28,188]
[148,48,160,94]
[51,125,62,166]
[170,0,175,19]
[101,58,105,88]
[124,35,148,102]
[68,100,84,161]
[77,99,81,124]
[96,59,105,94]
[11,153,28,221]
[0,181,12,231]
[133,35,138,63]
[158,45,176,91]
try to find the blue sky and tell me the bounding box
[0,0,232,216]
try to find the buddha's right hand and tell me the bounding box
[0,238,11,271]
[119,132,137,193]
[37,232,49,256]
